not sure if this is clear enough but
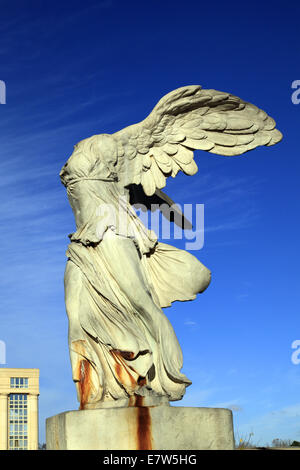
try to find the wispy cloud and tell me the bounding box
[184,319,197,326]
[235,293,249,301]
[212,399,244,412]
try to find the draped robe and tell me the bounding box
[60,151,211,409]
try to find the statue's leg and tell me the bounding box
[64,259,103,408]
[64,260,83,341]
[100,233,190,399]
[101,233,164,337]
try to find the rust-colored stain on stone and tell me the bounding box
[110,349,137,388]
[137,376,147,386]
[136,396,153,450]
[128,395,153,450]
[119,350,135,360]
[109,349,153,449]
[78,359,92,410]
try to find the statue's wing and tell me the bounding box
[113,85,282,197]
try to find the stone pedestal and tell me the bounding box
[46,406,234,450]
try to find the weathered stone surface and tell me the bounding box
[59,85,282,410]
[46,406,234,450]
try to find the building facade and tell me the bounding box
[0,368,39,450]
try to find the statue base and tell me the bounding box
[46,405,234,450]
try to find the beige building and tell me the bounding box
[0,368,39,450]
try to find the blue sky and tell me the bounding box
[0,0,299,447]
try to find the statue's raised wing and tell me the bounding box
[113,85,282,197]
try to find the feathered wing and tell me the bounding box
[113,85,282,196]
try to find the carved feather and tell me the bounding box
[113,85,282,197]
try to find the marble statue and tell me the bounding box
[60,85,282,410]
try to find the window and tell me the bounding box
[10,377,28,389]
[8,394,28,450]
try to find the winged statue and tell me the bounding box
[60,85,282,410]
